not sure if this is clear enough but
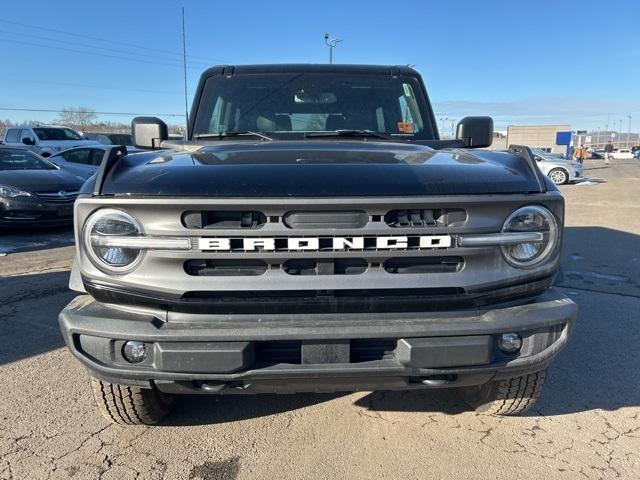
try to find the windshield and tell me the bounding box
[193,73,435,140]
[0,148,57,170]
[33,127,83,141]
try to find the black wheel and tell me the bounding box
[459,369,547,416]
[90,378,175,425]
[548,168,569,185]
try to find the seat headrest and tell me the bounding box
[275,115,292,131]
[256,116,275,132]
[325,114,345,131]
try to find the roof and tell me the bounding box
[199,63,420,78]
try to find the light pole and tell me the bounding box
[596,126,600,148]
[324,33,342,64]
[627,115,632,148]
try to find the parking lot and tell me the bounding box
[0,158,638,480]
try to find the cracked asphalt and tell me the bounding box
[1,159,639,479]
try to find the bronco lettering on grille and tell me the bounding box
[197,235,452,251]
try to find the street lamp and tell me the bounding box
[324,33,342,64]
[596,126,600,148]
[627,115,632,148]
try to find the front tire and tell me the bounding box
[90,378,175,425]
[460,369,547,416]
[548,168,569,185]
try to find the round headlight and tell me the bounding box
[501,205,559,268]
[83,209,144,273]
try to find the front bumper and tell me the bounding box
[58,288,577,394]
[0,197,74,226]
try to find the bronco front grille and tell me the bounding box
[76,194,563,309]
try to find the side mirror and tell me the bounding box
[455,116,494,148]
[131,116,168,150]
[22,137,35,146]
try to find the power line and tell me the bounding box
[0,107,183,117]
[0,18,226,64]
[0,27,213,69]
[0,37,204,70]
[0,76,177,95]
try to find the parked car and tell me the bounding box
[630,145,640,153]
[0,145,84,226]
[2,125,99,157]
[49,144,144,180]
[530,148,583,185]
[83,132,133,146]
[611,148,634,160]
[633,150,640,160]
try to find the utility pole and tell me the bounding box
[324,33,342,64]
[627,115,632,148]
[181,7,189,140]
[596,126,600,148]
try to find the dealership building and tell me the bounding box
[489,124,571,155]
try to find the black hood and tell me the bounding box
[99,141,543,197]
[0,167,85,193]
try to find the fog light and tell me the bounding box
[498,333,522,353]
[122,341,147,363]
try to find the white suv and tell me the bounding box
[2,125,99,157]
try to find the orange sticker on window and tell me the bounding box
[397,122,414,133]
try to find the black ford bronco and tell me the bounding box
[59,64,577,424]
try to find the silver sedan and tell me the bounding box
[531,149,583,185]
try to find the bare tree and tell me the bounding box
[75,107,97,127]
[56,106,97,129]
[57,108,77,126]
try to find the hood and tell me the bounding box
[99,141,544,197]
[0,167,85,193]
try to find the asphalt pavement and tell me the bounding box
[0,158,638,479]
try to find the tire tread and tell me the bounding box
[461,369,547,416]
[90,378,174,425]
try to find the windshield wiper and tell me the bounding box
[305,129,398,141]
[193,131,273,141]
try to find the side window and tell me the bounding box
[61,149,91,165]
[21,129,36,142]
[88,149,105,166]
[5,129,20,142]
[397,83,424,134]
[375,107,385,132]
[209,97,226,133]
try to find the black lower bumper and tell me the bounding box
[58,289,577,394]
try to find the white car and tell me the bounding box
[49,144,144,180]
[2,125,99,157]
[530,148,583,185]
[611,148,634,160]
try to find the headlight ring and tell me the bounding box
[82,208,145,274]
[500,205,559,269]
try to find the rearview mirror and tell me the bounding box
[132,117,168,150]
[455,116,493,148]
[21,137,35,146]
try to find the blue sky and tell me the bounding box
[1,0,638,131]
